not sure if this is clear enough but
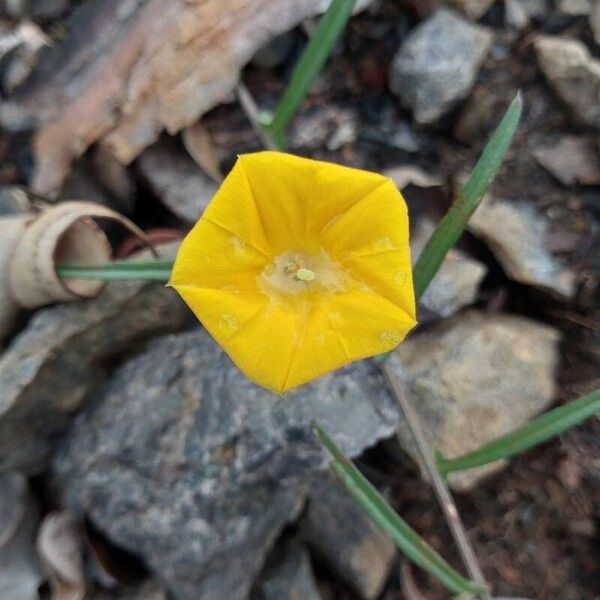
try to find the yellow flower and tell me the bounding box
[170,152,416,393]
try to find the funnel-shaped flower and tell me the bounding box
[170,152,416,393]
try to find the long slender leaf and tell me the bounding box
[312,422,487,596]
[436,388,600,477]
[412,92,522,301]
[262,0,358,148]
[57,259,174,282]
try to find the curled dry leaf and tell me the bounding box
[0,200,152,342]
[37,512,85,600]
[2,0,372,198]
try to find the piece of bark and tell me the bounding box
[3,0,371,198]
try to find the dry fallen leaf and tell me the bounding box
[36,512,85,600]
[3,0,371,198]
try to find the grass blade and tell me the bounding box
[412,92,523,300]
[312,422,487,596]
[262,0,358,147]
[437,388,600,477]
[57,259,174,281]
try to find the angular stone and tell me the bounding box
[137,139,218,222]
[534,35,600,128]
[468,197,576,299]
[0,473,43,600]
[412,219,487,318]
[533,136,600,186]
[255,539,322,600]
[389,310,560,490]
[389,9,493,124]
[53,330,398,600]
[300,474,396,599]
[0,244,188,474]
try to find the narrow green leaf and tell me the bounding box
[57,259,174,282]
[437,388,600,477]
[312,422,487,596]
[412,92,522,301]
[263,0,358,147]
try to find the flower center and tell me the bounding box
[258,249,349,300]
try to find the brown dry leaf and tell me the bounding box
[36,512,85,600]
[182,122,224,182]
[3,0,371,198]
[533,136,600,186]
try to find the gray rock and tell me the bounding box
[0,473,43,600]
[389,9,493,124]
[0,245,189,474]
[53,329,399,600]
[389,310,560,490]
[412,219,487,318]
[534,35,600,129]
[300,474,396,599]
[137,139,218,222]
[0,186,31,216]
[468,197,576,299]
[533,136,600,186]
[254,539,322,600]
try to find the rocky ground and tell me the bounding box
[0,0,598,599]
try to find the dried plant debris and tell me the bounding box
[0,201,150,343]
[0,473,43,600]
[389,9,493,124]
[36,512,85,600]
[468,197,576,299]
[1,0,372,197]
[390,310,560,490]
[533,136,600,186]
[54,328,398,599]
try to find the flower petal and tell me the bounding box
[170,217,268,292]
[281,287,416,391]
[239,152,387,253]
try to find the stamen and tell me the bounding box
[296,268,315,281]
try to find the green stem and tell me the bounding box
[437,388,600,476]
[56,260,174,282]
[262,0,358,147]
[313,422,487,596]
[412,93,522,301]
